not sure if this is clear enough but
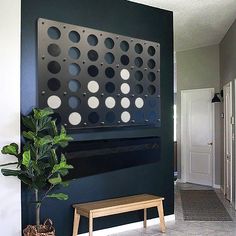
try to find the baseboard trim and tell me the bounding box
[78,214,175,236]
[213,184,221,189]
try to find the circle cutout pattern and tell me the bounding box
[105,97,116,109]
[69,112,81,125]
[120,69,130,80]
[121,111,131,123]
[121,83,130,94]
[48,44,61,57]
[135,97,144,108]
[88,96,99,109]
[47,78,61,91]
[121,97,130,109]
[47,95,61,109]
[48,27,61,40]
[88,80,99,93]
[39,20,161,128]
[69,31,80,43]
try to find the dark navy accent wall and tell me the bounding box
[21,0,173,235]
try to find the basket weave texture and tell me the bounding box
[23,219,55,236]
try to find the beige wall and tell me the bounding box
[176,44,221,185]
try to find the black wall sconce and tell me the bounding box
[211,90,223,103]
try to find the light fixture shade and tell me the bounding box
[211,93,221,103]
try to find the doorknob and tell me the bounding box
[208,142,213,145]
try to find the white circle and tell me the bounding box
[135,97,144,108]
[121,97,130,109]
[87,81,99,93]
[120,69,130,80]
[105,97,116,109]
[120,83,130,94]
[88,96,99,109]
[121,111,131,123]
[47,95,61,109]
[69,112,81,125]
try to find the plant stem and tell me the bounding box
[35,189,41,230]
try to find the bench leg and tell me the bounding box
[157,201,166,233]
[72,209,80,236]
[143,208,147,228]
[89,213,93,236]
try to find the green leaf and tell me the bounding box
[0,162,18,167]
[18,174,32,186]
[51,120,58,136]
[22,116,35,131]
[35,136,53,147]
[60,181,69,187]
[33,107,54,120]
[47,193,68,200]
[23,131,36,140]
[1,143,19,156]
[37,116,52,132]
[31,161,41,175]
[48,175,62,185]
[1,169,21,176]
[22,150,31,168]
[52,154,73,174]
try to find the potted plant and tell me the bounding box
[0,107,74,236]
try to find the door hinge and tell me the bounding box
[230,116,234,125]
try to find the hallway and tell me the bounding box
[110,183,236,236]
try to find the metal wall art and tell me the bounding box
[38,18,160,130]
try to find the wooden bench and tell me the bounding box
[72,194,165,236]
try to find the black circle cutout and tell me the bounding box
[135,43,143,54]
[87,34,98,46]
[69,63,80,76]
[135,71,143,81]
[47,78,61,91]
[120,55,129,65]
[88,112,100,124]
[68,96,80,109]
[88,50,98,61]
[48,61,61,74]
[135,84,143,94]
[105,52,115,64]
[68,47,80,60]
[105,82,115,93]
[105,38,114,49]
[69,31,80,43]
[148,59,156,69]
[120,41,129,52]
[68,79,81,92]
[106,111,116,123]
[48,27,61,40]
[105,67,115,78]
[48,44,61,57]
[148,85,156,95]
[51,112,62,125]
[148,72,156,82]
[134,57,143,68]
[148,46,156,56]
[88,65,99,77]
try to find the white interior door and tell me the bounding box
[224,82,233,202]
[181,88,214,186]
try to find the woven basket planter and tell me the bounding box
[23,219,55,236]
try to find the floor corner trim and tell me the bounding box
[78,214,175,236]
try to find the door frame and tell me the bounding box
[223,82,233,202]
[181,88,215,186]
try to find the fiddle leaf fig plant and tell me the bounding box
[0,107,74,229]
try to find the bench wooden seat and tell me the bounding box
[72,194,165,236]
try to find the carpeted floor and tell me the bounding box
[180,190,232,221]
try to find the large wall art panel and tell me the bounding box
[38,18,161,130]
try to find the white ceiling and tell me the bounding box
[129,0,236,51]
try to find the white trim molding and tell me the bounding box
[78,215,175,236]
